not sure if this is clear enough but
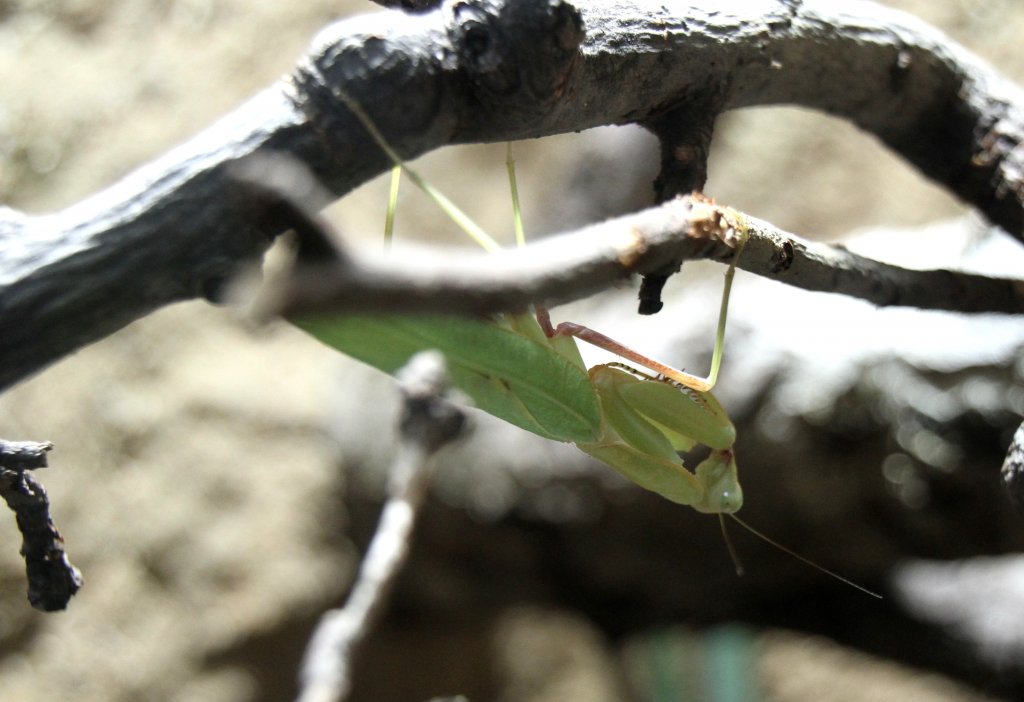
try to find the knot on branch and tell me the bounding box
[449,0,583,108]
[397,351,467,453]
[0,440,82,611]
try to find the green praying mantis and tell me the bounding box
[283,99,881,598]
[298,236,744,512]
[293,107,747,515]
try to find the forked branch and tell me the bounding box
[2,0,1024,392]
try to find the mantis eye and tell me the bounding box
[716,486,743,514]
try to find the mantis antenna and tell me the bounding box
[727,514,882,598]
[719,514,745,577]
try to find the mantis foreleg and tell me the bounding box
[534,220,748,394]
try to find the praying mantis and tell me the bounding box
[279,98,886,599]
[291,107,749,515]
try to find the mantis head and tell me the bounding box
[693,449,742,514]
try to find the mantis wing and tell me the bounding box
[295,314,602,444]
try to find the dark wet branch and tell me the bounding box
[0,440,83,611]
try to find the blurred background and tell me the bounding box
[2,1,1024,700]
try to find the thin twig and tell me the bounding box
[0,439,83,611]
[253,192,1024,320]
[296,352,465,702]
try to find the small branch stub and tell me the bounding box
[0,440,83,611]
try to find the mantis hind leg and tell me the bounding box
[535,224,748,393]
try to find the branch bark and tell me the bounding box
[241,168,1024,319]
[2,0,1024,390]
